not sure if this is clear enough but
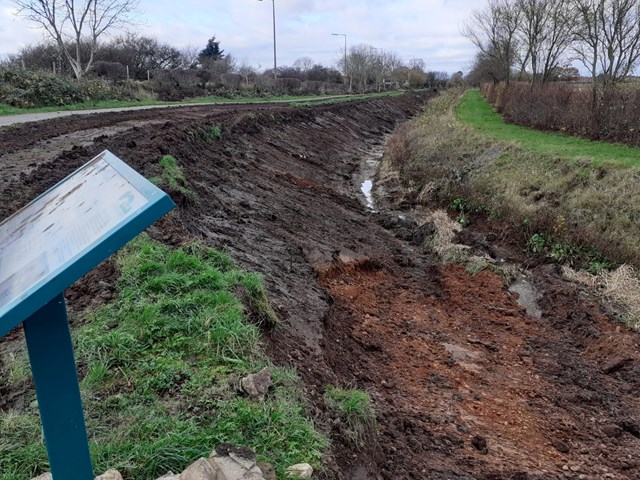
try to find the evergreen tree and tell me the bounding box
[199,36,224,63]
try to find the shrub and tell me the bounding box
[0,68,84,107]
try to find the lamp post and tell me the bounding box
[258,0,277,81]
[331,33,349,92]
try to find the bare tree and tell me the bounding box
[293,56,314,73]
[12,0,138,79]
[598,0,640,87]
[463,0,520,84]
[572,0,605,103]
[180,45,200,69]
[516,0,575,83]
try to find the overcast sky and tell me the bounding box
[0,0,478,73]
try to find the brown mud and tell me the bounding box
[1,94,639,480]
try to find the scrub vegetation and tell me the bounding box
[0,236,325,480]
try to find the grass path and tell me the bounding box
[456,89,640,168]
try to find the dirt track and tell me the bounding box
[1,95,639,480]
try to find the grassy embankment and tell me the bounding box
[0,152,326,480]
[0,91,404,117]
[385,88,640,326]
[0,235,326,480]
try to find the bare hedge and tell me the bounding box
[482,82,640,146]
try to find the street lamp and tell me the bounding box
[258,0,277,81]
[331,33,349,92]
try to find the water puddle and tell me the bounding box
[509,275,542,318]
[354,142,386,211]
[361,179,374,209]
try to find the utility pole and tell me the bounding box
[259,0,277,81]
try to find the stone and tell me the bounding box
[285,463,314,479]
[156,474,180,480]
[240,368,272,400]
[31,474,52,480]
[209,445,264,480]
[257,462,277,480]
[181,458,217,480]
[95,470,123,480]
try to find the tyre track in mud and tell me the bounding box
[1,94,639,480]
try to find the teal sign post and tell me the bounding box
[0,151,175,479]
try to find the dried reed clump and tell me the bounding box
[563,264,640,330]
[422,209,468,262]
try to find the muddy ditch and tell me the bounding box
[1,93,640,480]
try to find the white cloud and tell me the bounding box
[0,0,479,72]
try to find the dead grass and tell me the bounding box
[415,208,517,284]
[563,265,640,330]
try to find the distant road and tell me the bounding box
[0,95,354,128]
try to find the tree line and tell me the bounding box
[464,0,640,93]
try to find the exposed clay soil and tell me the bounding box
[1,95,639,480]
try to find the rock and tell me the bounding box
[181,458,217,480]
[95,470,123,480]
[471,435,489,455]
[285,463,314,479]
[552,439,571,453]
[156,474,180,480]
[241,368,272,400]
[31,474,52,480]
[257,462,277,480]
[209,444,263,480]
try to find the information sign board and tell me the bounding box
[0,150,175,336]
[0,150,175,480]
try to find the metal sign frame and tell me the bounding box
[0,150,175,479]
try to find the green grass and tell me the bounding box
[323,387,375,448]
[0,236,325,479]
[456,89,640,167]
[0,92,400,118]
[150,155,197,203]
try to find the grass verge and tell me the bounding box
[0,235,325,479]
[457,90,640,168]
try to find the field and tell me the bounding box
[1,92,640,480]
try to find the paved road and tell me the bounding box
[0,95,352,128]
